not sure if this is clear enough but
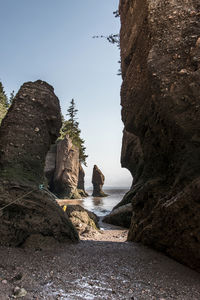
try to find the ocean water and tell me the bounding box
[82,187,129,217]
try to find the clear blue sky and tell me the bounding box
[0,0,132,188]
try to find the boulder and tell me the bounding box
[92,165,107,197]
[63,204,99,235]
[119,0,200,271]
[103,203,132,228]
[0,80,79,246]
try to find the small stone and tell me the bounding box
[190,11,196,16]
[13,287,27,298]
[2,279,7,284]
[196,37,200,48]
[34,127,40,132]
[179,69,188,75]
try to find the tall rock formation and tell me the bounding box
[119,0,200,271]
[0,80,79,246]
[92,165,107,197]
[77,163,88,197]
[44,135,81,199]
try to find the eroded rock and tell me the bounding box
[119,0,200,271]
[103,203,132,228]
[0,80,79,246]
[64,204,99,235]
[92,165,107,197]
[45,135,81,199]
[77,163,88,197]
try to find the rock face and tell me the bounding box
[119,0,200,271]
[92,165,107,197]
[0,80,79,246]
[77,163,88,197]
[44,135,81,199]
[44,144,57,191]
[52,136,80,198]
[0,80,61,184]
[103,203,132,228]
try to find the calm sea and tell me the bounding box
[82,187,129,217]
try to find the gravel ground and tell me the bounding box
[0,220,200,300]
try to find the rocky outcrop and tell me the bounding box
[77,163,88,197]
[63,204,99,236]
[0,80,79,246]
[119,0,200,271]
[103,203,132,228]
[92,165,107,197]
[44,135,81,199]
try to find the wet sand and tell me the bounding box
[0,219,200,299]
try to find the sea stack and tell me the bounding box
[92,165,107,197]
[44,135,82,199]
[0,80,79,246]
[77,163,88,197]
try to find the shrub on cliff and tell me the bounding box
[60,99,88,166]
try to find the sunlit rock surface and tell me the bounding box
[45,135,81,199]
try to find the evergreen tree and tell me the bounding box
[60,99,88,166]
[9,90,15,105]
[0,82,9,108]
[0,82,9,124]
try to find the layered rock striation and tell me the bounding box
[0,80,79,246]
[119,0,200,271]
[92,165,107,197]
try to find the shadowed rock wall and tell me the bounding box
[120,0,200,271]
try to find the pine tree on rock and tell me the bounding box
[60,99,88,166]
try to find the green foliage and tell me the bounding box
[0,82,9,107]
[9,90,15,103]
[60,99,88,166]
[0,82,9,124]
[0,82,15,125]
[92,10,121,75]
[0,102,7,125]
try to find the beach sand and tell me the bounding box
[0,216,200,299]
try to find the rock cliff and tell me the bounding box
[92,165,107,197]
[0,80,79,246]
[44,135,82,199]
[119,0,200,271]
